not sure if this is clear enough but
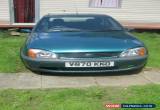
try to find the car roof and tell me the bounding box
[44,13,110,18]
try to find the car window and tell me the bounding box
[34,15,123,32]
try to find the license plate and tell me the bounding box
[65,61,114,67]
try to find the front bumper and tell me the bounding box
[21,52,147,73]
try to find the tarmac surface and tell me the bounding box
[0,68,160,89]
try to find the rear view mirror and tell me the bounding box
[20,29,32,33]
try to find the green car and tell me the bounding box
[21,14,148,73]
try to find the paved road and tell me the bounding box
[0,68,160,89]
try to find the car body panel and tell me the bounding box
[21,51,147,73]
[27,31,144,53]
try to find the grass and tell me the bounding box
[133,32,160,68]
[0,31,26,73]
[0,31,160,73]
[0,84,159,110]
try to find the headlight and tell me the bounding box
[28,49,57,59]
[120,47,146,57]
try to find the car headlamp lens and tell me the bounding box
[28,49,57,59]
[120,47,146,57]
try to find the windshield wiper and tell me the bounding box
[92,29,123,32]
[61,28,81,32]
[48,27,81,32]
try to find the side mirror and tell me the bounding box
[20,29,32,33]
[125,28,135,32]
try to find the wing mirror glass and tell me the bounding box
[20,29,32,33]
[125,28,135,32]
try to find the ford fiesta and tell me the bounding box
[20,14,148,73]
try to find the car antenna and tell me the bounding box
[75,0,78,15]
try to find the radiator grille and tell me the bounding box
[57,52,120,59]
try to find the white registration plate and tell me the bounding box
[65,61,114,67]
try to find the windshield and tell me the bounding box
[34,15,123,32]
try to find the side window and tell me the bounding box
[89,0,120,8]
[107,18,123,29]
[35,18,49,32]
